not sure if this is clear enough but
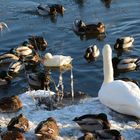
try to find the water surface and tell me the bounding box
[0,0,140,98]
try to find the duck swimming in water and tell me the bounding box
[28,35,48,51]
[73,19,105,35]
[37,4,65,16]
[10,43,33,58]
[84,45,100,62]
[37,4,57,16]
[73,113,111,133]
[42,53,73,67]
[114,36,134,50]
[27,72,50,90]
[0,53,19,65]
[112,57,140,72]
[0,71,13,86]
[8,60,24,74]
[98,44,140,118]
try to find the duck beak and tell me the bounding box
[63,7,66,11]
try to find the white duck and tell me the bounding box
[42,53,73,67]
[98,44,140,118]
[114,36,134,50]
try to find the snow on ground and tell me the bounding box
[0,90,140,140]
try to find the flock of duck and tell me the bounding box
[0,1,140,140]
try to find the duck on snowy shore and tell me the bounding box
[73,113,111,133]
[78,129,124,140]
[0,95,22,113]
[35,117,62,140]
[7,113,29,133]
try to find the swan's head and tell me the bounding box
[44,53,53,60]
[102,44,112,56]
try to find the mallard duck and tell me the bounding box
[73,113,111,133]
[1,131,26,140]
[0,71,13,86]
[7,114,29,133]
[8,60,24,74]
[27,72,50,90]
[37,4,57,16]
[50,4,65,15]
[101,0,112,8]
[0,95,22,113]
[84,45,100,62]
[78,132,95,140]
[120,77,139,86]
[0,53,19,64]
[114,36,134,50]
[78,129,124,140]
[35,117,60,140]
[0,22,8,31]
[98,44,140,118]
[10,43,33,57]
[42,53,73,67]
[112,57,140,72]
[28,35,48,51]
[73,19,105,35]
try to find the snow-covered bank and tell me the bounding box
[0,90,140,140]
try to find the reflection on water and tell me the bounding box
[0,0,140,98]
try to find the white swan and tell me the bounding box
[98,44,140,118]
[42,53,73,67]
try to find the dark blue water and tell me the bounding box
[0,0,140,98]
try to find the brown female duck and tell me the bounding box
[1,131,26,140]
[0,95,22,113]
[73,19,105,35]
[35,117,60,140]
[28,35,48,51]
[7,114,29,132]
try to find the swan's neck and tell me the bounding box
[103,46,114,84]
